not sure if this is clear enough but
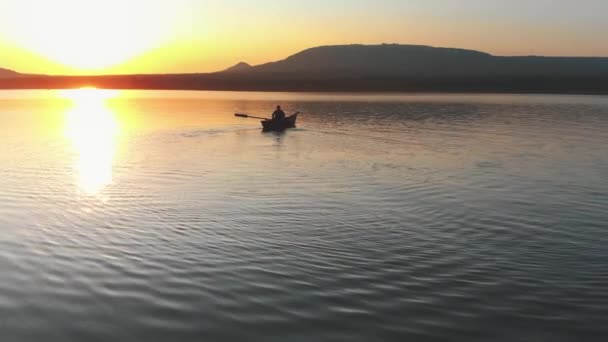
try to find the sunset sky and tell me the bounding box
[0,0,606,75]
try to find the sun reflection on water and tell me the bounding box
[61,89,120,195]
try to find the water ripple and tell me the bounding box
[0,92,607,341]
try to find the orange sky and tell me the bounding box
[1,0,607,75]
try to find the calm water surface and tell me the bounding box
[1,90,607,341]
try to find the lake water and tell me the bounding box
[1,90,607,341]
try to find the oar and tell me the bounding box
[235,113,269,120]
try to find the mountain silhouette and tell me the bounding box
[225,44,608,78]
[222,62,253,73]
[2,44,608,94]
[0,68,21,78]
[231,44,492,76]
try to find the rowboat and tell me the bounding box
[261,113,298,132]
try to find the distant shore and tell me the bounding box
[1,74,608,95]
[3,44,608,95]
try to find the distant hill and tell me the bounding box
[0,68,21,78]
[235,44,493,76]
[222,62,253,73]
[2,44,608,94]
[226,44,608,78]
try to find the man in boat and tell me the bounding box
[272,105,286,121]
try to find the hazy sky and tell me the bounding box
[0,0,606,74]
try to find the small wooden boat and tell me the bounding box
[261,113,298,132]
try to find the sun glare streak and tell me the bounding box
[62,88,120,195]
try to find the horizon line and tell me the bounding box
[4,42,608,77]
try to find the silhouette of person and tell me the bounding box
[272,105,286,121]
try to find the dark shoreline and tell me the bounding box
[2,74,608,95]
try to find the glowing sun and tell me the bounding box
[5,0,170,71]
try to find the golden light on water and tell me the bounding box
[61,88,120,195]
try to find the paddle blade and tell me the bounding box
[234,113,249,118]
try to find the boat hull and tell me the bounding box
[261,114,298,132]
